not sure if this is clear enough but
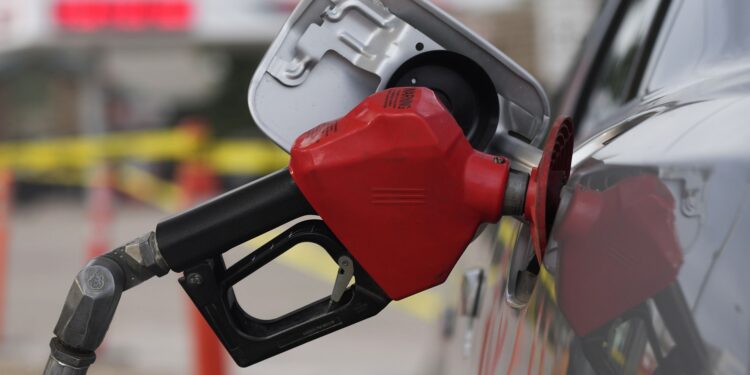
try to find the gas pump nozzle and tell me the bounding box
[44,88,573,373]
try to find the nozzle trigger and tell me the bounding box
[331,256,354,304]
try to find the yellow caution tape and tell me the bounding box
[116,164,182,212]
[0,129,289,176]
[207,140,288,175]
[0,129,201,171]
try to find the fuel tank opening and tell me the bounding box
[386,50,499,150]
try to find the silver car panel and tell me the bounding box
[248,0,550,159]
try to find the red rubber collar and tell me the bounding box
[525,116,574,262]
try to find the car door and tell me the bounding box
[555,0,750,374]
[436,1,675,374]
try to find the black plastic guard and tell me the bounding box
[179,220,390,367]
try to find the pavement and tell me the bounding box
[0,197,440,374]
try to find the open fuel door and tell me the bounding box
[248,0,550,169]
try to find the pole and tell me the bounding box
[175,121,226,375]
[79,49,110,260]
[0,167,12,342]
[86,163,113,259]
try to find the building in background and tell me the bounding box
[0,0,293,140]
[0,0,599,140]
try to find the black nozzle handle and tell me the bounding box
[179,220,390,367]
[155,168,315,272]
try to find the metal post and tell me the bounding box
[175,121,226,375]
[86,163,113,259]
[79,50,111,260]
[0,167,12,342]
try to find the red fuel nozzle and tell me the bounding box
[290,87,511,300]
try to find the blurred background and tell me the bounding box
[0,0,599,373]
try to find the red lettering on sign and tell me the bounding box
[54,0,193,32]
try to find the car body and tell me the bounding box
[246,0,749,373]
[437,0,750,374]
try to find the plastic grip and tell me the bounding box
[156,168,314,272]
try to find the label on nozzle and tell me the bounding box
[297,121,339,148]
[383,87,416,110]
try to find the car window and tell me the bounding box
[647,0,750,92]
[577,0,663,142]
